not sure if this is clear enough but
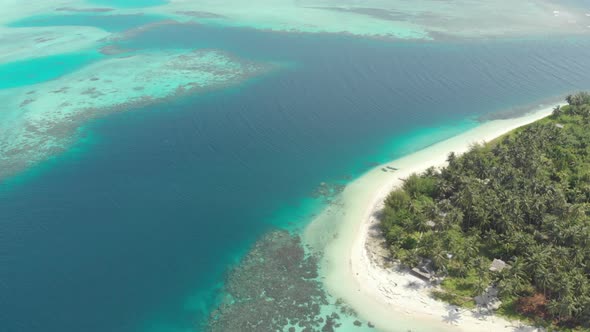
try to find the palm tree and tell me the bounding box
[499,258,530,298]
[524,245,552,296]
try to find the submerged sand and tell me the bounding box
[1,0,588,180]
[304,105,560,332]
[3,0,589,40]
[0,26,108,63]
[161,0,590,39]
[0,1,284,181]
[0,49,272,180]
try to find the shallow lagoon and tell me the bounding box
[88,0,169,8]
[0,51,102,89]
[9,13,168,32]
[2,11,590,332]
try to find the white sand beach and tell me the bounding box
[305,105,561,332]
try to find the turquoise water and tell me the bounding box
[9,13,167,32]
[2,13,590,332]
[88,0,168,7]
[0,51,102,89]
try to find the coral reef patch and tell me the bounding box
[206,230,368,331]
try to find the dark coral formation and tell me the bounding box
[311,182,345,203]
[206,230,331,331]
[335,298,358,317]
[108,20,199,42]
[175,11,225,18]
[309,7,407,22]
[1,50,272,181]
[55,7,114,13]
[99,45,133,55]
[204,230,371,331]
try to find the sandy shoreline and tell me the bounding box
[304,105,560,332]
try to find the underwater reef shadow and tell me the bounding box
[204,229,373,332]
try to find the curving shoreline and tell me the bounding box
[304,105,560,332]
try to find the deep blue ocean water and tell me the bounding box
[2,18,590,332]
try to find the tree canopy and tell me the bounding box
[380,93,590,329]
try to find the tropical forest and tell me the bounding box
[380,93,590,330]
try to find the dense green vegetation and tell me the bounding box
[381,93,590,329]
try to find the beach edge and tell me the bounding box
[304,104,561,332]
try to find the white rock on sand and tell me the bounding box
[305,105,560,332]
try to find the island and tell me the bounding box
[305,94,590,331]
[376,93,590,330]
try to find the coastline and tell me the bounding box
[304,105,560,332]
